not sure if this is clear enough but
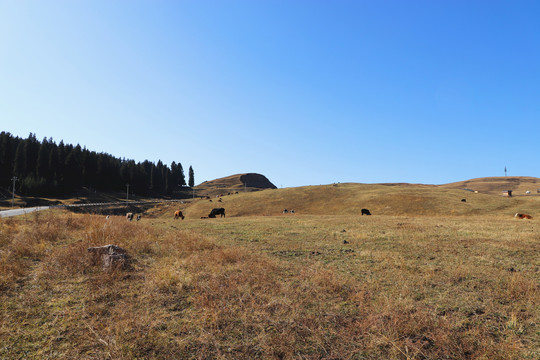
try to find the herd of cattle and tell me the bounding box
[119,200,534,221]
[124,207,373,220]
[122,208,534,220]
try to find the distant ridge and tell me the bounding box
[439,176,540,195]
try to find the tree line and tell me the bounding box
[0,132,195,197]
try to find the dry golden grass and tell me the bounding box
[180,181,540,219]
[1,185,539,359]
[440,176,540,195]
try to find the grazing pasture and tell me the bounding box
[1,180,539,359]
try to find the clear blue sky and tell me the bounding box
[1,1,539,188]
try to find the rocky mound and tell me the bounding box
[239,173,277,189]
[196,173,276,195]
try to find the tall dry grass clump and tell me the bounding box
[0,212,72,290]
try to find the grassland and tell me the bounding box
[172,181,540,219]
[1,180,539,359]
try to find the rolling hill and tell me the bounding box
[439,176,540,195]
[151,176,540,219]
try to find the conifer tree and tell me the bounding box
[188,166,194,187]
[36,139,50,180]
[0,132,190,197]
[13,141,25,177]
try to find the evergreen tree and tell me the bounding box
[56,141,66,186]
[0,132,14,188]
[36,139,50,180]
[25,133,39,178]
[177,162,186,186]
[48,145,59,189]
[13,141,25,177]
[0,132,190,197]
[188,166,194,187]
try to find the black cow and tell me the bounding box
[208,208,226,218]
[361,208,371,216]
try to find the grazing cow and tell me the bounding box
[136,215,141,221]
[208,208,225,218]
[126,212,134,221]
[283,209,288,214]
[361,209,371,216]
[174,210,185,220]
[290,209,295,214]
[515,213,533,219]
[526,191,531,195]
[461,199,467,202]
[106,215,110,220]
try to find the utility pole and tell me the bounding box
[11,176,18,208]
[126,184,129,201]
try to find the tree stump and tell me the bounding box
[87,244,131,271]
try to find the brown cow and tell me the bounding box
[514,213,533,219]
[174,210,185,220]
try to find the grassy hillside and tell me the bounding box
[440,176,540,195]
[156,180,540,220]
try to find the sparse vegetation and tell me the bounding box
[1,199,538,359]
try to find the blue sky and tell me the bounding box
[1,1,539,188]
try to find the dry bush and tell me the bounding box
[37,240,92,281]
[0,250,26,290]
[147,258,193,293]
[0,218,18,247]
[502,273,538,303]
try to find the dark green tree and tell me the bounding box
[13,141,25,178]
[188,166,194,187]
[36,139,50,180]
[0,132,14,188]
[0,132,190,197]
